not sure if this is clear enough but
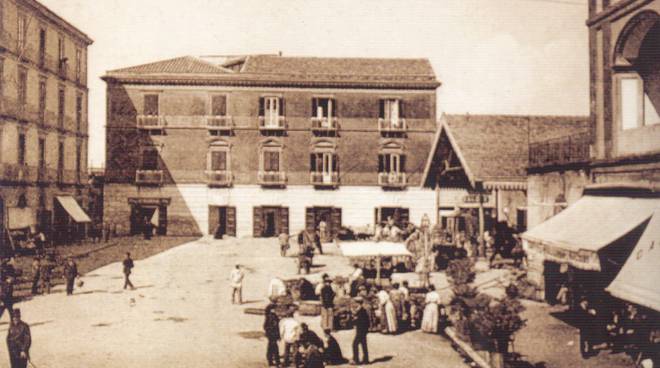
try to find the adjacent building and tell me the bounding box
[0,0,93,248]
[523,0,660,306]
[102,55,440,238]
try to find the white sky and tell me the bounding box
[38,0,590,168]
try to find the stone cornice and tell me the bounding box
[18,0,94,45]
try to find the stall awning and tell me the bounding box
[7,207,36,230]
[56,196,91,223]
[522,195,660,271]
[340,241,413,258]
[607,211,660,312]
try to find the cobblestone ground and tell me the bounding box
[0,237,469,368]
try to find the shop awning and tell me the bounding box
[522,195,660,271]
[56,196,91,223]
[607,211,660,312]
[340,241,413,258]
[7,207,36,230]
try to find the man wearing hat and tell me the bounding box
[319,277,336,331]
[351,298,370,365]
[7,309,30,368]
[63,258,80,296]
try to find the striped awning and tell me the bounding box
[483,180,527,191]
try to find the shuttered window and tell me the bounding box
[142,149,159,170]
[144,94,159,115]
[211,95,227,116]
[210,151,227,171]
[263,151,280,172]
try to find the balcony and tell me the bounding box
[258,116,286,131]
[205,116,233,131]
[1,164,32,183]
[258,171,287,186]
[310,172,339,188]
[311,117,338,132]
[135,170,164,185]
[378,118,407,133]
[378,172,407,189]
[528,132,591,169]
[205,170,233,187]
[137,115,166,129]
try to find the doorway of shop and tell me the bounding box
[253,206,289,237]
[208,206,236,238]
[305,207,341,241]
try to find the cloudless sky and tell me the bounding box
[39,0,590,168]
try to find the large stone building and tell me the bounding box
[523,0,659,304]
[0,0,93,247]
[102,55,440,238]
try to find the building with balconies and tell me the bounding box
[522,0,660,307]
[0,0,93,247]
[102,54,440,238]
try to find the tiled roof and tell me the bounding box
[108,56,233,75]
[105,55,438,87]
[239,55,436,82]
[423,114,590,185]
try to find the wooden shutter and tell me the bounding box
[401,208,410,226]
[305,207,315,232]
[311,98,317,118]
[378,99,384,118]
[258,97,265,116]
[211,95,226,116]
[374,208,380,226]
[310,154,316,172]
[378,154,384,173]
[400,155,406,173]
[332,154,338,172]
[226,206,237,236]
[331,207,342,238]
[279,97,285,116]
[398,99,404,119]
[144,95,159,115]
[158,205,167,235]
[253,207,263,237]
[279,207,289,235]
[332,98,338,118]
[208,206,219,235]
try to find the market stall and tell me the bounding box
[340,241,413,282]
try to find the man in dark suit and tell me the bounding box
[351,298,370,365]
[6,309,30,368]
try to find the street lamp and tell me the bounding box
[420,213,431,288]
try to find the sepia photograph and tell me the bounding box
[0,0,658,367]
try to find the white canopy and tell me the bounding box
[340,241,412,258]
[607,210,660,312]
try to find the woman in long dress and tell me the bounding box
[377,287,398,334]
[421,284,440,333]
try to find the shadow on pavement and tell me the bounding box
[369,355,394,364]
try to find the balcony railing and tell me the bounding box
[1,164,32,183]
[205,170,233,187]
[378,172,407,188]
[528,132,591,168]
[205,116,233,131]
[137,115,166,129]
[258,171,287,186]
[135,170,164,185]
[378,118,407,133]
[311,117,338,132]
[310,172,339,187]
[258,116,286,131]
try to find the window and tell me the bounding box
[378,153,406,174]
[263,151,280,172]
[76,94,83,132]
[39,28,46,66]
[619,75,660,130]
[17,13,27,51]
[210,95,226,116]
[57,141,64,182]
[209,151,227,171]
[75,48,82,82]
[58,87,65,128]
[259,96,283,127]
[75,142,81,181]
[143,94,159,115]
[312,98,334,119]
[18,67,27,106]
[17,133,26,165]
[141,149,159,170]
[310,152,337,174]
[58,35,65,61]
[39,78,46,123]
[38,138,45,169]
[379,98,402,126]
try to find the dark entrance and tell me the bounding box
[129,202,168,236]
[253,206,289,237]
[375,207,410,228]
[305,207,341,240]
[208,206,236,238]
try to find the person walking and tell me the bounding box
[40,255,54,295]
[230,264,245,304]
[63,258,79,296]
[279,313,301,368]
[30,258,41,295]
[122,252,135,290]
[6,309,30,368]
[351,298,370,366]
[320,278,336,331]
[421,284,441,333]
[263,304,281,367]
[0,275,14,320]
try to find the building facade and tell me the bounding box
[523,0,659,303]
[0,0,93,247]
[102,55,440,238]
